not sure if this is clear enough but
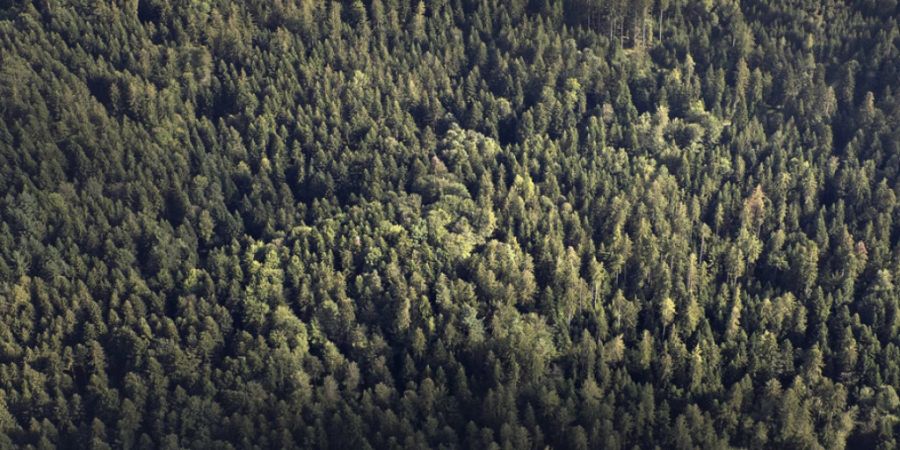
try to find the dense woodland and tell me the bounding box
[1,0,900,448]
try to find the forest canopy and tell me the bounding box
[1,0,900,448]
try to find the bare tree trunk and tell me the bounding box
[641,16,645,49]
[643,14,647,48]
[609,13,614,41]
[659,10,663,43]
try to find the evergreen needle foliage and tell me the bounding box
[1,0,899,448]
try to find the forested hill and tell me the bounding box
[1,0,899,448]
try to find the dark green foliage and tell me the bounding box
[1,0,899,448]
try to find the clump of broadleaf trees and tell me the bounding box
[1,0,899,448]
